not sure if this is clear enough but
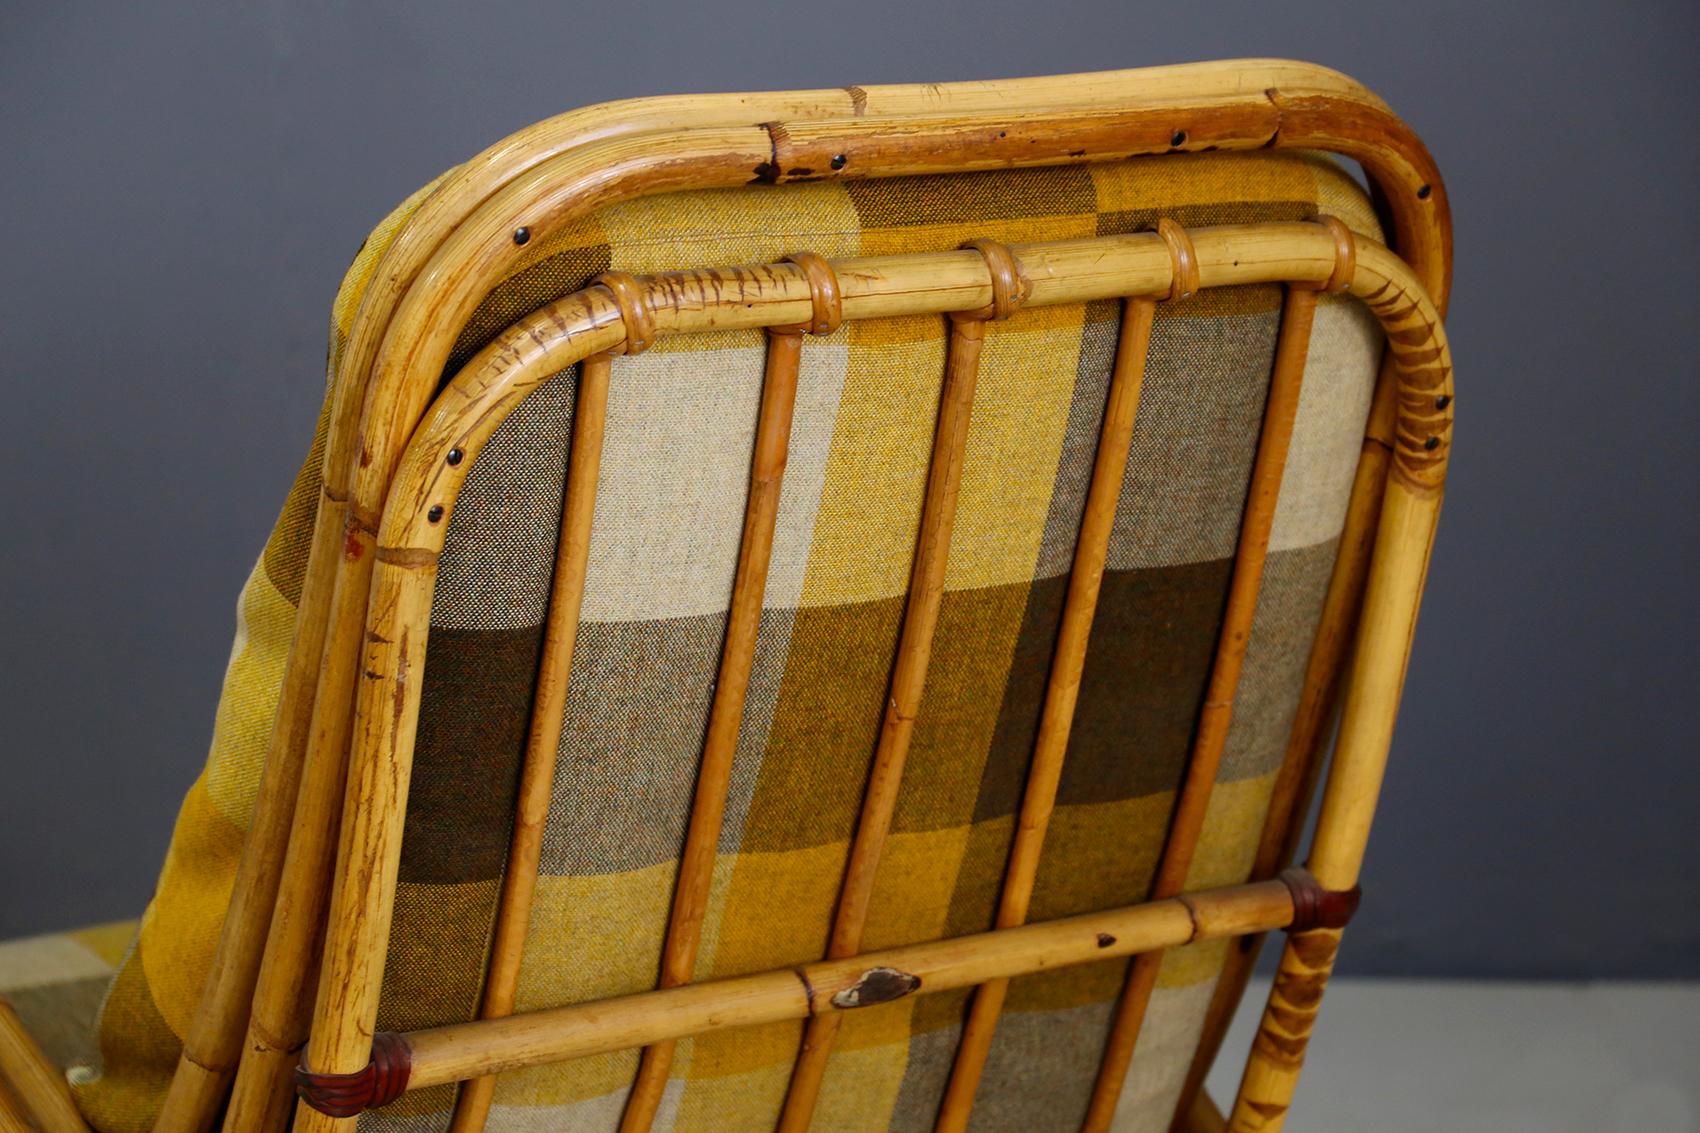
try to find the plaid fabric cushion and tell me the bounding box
[0,923,133,1082]
[50,150,1382,1132]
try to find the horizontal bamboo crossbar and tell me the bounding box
[399,876,1298,1092]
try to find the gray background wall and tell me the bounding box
[2,1,1695,979]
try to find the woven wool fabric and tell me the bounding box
[7,150,1385,1133]
[0,923,133,1079]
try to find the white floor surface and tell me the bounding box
[1203,978,1700,1131]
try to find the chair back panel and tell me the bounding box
[370,152,1382,1131]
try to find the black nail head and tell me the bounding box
[830,154,848,170]
[1416,184,1432,200]
[1424,436,1441,451]
[513,226,531,245]
[1096,933,1116,948]
[427,505,445,523]
[1435,395,1451,410]
[1171,130,1188,146]
[446,448,464,466]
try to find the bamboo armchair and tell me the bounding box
[0,59,1450,1133]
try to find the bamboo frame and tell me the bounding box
[281,219,1448,1130]
[1227,246,1450,1133]
[1169,370,1400,1130]
[121,61,1448,1133]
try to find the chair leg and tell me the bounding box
[0,1001,90,1133]
[1226,927,1343,1131]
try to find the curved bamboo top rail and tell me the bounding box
[383,222,1447,560]
[338,73,1449,545]
[326,57,1420,501]
[298,218,1452,1106]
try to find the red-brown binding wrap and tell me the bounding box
[1155,217,1200,301]
[958,237,1028,321]
[1315,214,1358,293]
[295,1031,413,1117]
[1279,867,1362,933]
[593,270,656,355]
[782,250,844,335]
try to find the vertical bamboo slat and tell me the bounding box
[932,296,1156,1133]
[1080,285,1319,1133]
[617,322,812,1133]
[448,354,614,1133]
[775,305,994,1133]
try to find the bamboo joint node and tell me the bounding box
[781,250,844,335]
[593,271,655,354]
[1155,217,1199,301]
[1302,215,1356,293]
[294,1031,413,1117]
[1279,867,1362,933]
[958,237,1028,320]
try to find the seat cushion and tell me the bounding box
[72,150,1384,1133]
[0,922,134,1082]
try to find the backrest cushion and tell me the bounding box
[77,152,1382,1133]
